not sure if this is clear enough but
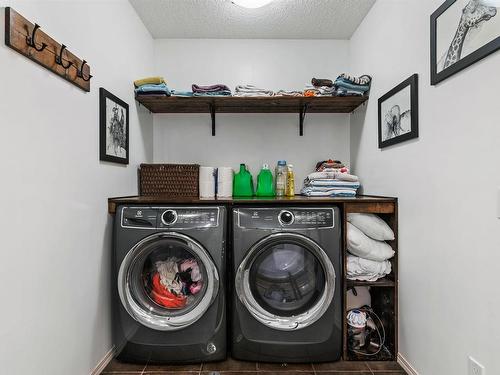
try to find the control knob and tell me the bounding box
[278,210,294,225]
[161,210,178,225]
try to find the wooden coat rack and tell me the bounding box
[4,7,92,92]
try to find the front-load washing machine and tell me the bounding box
[113,205,226,364]
[231,206,342,363]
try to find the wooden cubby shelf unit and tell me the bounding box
[343,201,398,361]
[135,95,368,136]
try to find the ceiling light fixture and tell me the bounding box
[231,0,275,9]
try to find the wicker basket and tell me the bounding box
[139,164,200,197]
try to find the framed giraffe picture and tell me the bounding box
[378,74,419,149]
[431,0,500,85]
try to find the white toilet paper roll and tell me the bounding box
[217,167,233,198]
[199,167,216,198]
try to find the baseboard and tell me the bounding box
[398,352,419,375]
[90,346,115,375]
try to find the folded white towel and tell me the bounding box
[306,171,359,182]
[347,255,392,281]
[234,84,274,96]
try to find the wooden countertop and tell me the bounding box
[108,195,397,214]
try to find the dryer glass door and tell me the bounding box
[235,233,335,331]
[118,232,219,331]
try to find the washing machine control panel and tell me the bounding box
[158,208,219,229]
[121,207,219,229]
[238,208,335,229]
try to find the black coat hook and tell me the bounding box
[55,44,72,69]
[26,23,47,52]
[77,59,92,81]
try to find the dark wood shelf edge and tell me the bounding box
[346,278,396,288]
[135,95,369,114]
[107,194,397,214]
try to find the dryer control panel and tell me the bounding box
[121,207,219,229]
[237,208,335,230]
[158,208,219,229]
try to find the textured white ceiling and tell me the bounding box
[129,0,376,39]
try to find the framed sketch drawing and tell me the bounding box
[378,74,419,149]
[99,88,129,164]
[431,0,499,85]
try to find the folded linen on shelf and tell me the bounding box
[347,255,392,281]
[192,91,231,96]
[305,180,360,189]
[170,89,193,97]
[306,171,359,182]
[134,83,171,96]
[134,76,166,88]
[274,90,303,97]
[316,160,345,171]
[334,74,372,96]
[338,73,372,86]
[303,85,336,96]
[301,187,357,197]
[311,78,334,87]
[234,85,274,97]
[192,84,232,96]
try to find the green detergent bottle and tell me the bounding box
[233,164,254,197]
[256,164,275,197]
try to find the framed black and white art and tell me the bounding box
[378,74,419,149]
[431,0,499,85]
[99,88,129,164]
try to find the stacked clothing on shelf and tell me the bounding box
[192,84,231,96]
[303,85,336,97]
[334,73,371,96]
[134,76,170,96]
[149,257,203,309]
[234,85,274,97]
[304,77,337,97]
[170,89,193,97]
[274,90,303,97]
[346,213,395,282]
[301,159,360,197]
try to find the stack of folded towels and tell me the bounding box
[192,84,231,97]
[347,213,395,281]
[303,78,337,97]
[234,85,274,97]
[334,73,371,96]
[301,159,360,197]
[134,76,170,96]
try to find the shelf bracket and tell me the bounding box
[209,103,216,136]
[299,104,308,136]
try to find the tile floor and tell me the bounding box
[102,356,407,375]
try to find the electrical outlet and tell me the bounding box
[469,356,485,375]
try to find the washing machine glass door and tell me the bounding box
[118,232,219,331]
[235,232,335,331]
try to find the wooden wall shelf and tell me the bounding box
[135,95,368,136]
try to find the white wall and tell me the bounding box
[350,1,500,374]
[153,39,353,184]
[0,1,153,374]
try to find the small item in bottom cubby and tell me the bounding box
[346,298,386,357]
[347,306,385,356]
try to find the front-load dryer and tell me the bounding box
[231,207,342,363]
[113,206,226,364]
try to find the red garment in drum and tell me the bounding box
[151,272,187,308]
